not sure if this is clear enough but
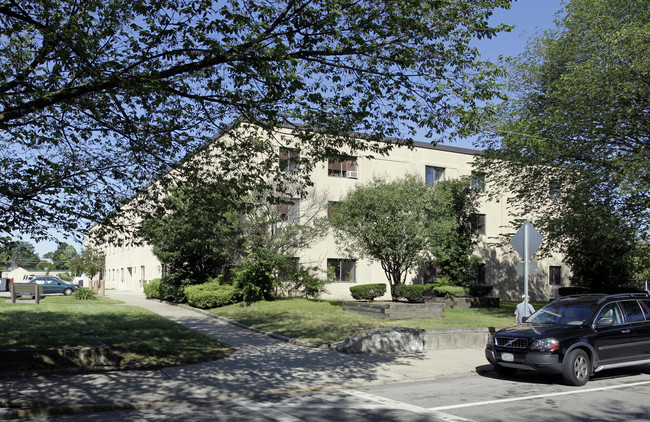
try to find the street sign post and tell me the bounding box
[510,221,544,311]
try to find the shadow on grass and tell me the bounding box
[0,299,233,373]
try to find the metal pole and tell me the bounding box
[524,222,529,315]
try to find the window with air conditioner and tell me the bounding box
[328,156,358,178]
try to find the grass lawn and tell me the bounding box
[212,298,549,344]
[0,295,233,368]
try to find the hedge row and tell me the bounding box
[184,282,240,309]
[349,283,386,301]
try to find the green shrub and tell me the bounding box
[72,287,97,300]
[393,284,434,302]
[468,285,493,297]
[433,285,468,298]
[349,283,387,301]
[184,282,240,309]
[144,278,163,299]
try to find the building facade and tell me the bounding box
[90,126,568,301]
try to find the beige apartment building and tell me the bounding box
[90,125,567,301]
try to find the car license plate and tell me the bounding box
[501,352,514,362]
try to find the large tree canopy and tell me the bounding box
[476,0,650,231]
[330,175,478,295]
[1,0,511,241]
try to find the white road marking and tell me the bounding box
[429,380,650,411]
[234,397,304,422]
[341,389,475,422]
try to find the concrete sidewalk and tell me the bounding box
[0,291,492,419]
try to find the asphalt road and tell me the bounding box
[28,366,650,422]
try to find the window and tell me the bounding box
[471,172,486,193]
[327,201,339,220]
[279,147,299,172]
[476,263,486,284]
[140,266,145,281]
[278,199,300,223]
[425,166,445,186]
[620,300,646,323]
[476,214,486,235]
[596,302,624,326]
[417,263,438,284]
[328,156,357,178]
[549,181,561,201]
[327,259,356,282]
[549,266,562,285]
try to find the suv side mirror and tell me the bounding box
[521,316,529,323]
[596,318,614,328]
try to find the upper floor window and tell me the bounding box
[425,166,445,186]
[279,147,300,173]
[328,156,357,178]
[471,172,486,193]
[278,199,300,223]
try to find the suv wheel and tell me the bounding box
[563,349,590,386]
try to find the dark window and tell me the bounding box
[549,266,562,285]
[620,300,646,323]
[425,166,445,186]
[477,214,486,235]
[418,263,438,284]
[327,259,356,282]
[328,156,357,178]
[279,147,299,172]
[476,263,486,284]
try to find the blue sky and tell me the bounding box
[439,0,566,149]
[29,0,566,257]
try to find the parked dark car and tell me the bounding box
[485,293,650,385]
[27,276,78,296]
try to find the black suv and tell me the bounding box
[485,293,650,385]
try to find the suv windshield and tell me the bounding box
[526,300,598,326]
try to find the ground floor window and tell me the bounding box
[327,259,356,282]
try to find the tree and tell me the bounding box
[235,193,329,300]
[78,247,105,286]
[330,174,478,296]
[428,177,481,287]
[474,0,649,287]
[139,180,245,285]
[9,241,40,269]
[43,243,79,270]
[1,0,512,242]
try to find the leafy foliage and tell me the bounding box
[139,181,245,283]
[184,283,240,309]
[475,0,649,289]
[331,175,479,296]
[0,0,512,241]
[393,284,434,303]
[433,285,468,298]
[72,287,97,301]
[349,283,387,301]
[42,243,79,271]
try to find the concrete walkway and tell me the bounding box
[0,291,491,419]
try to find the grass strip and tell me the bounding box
[212,298,548,344]
[0,296,233,368]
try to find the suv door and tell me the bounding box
[592,302,632,364]
[620,299,650,359]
